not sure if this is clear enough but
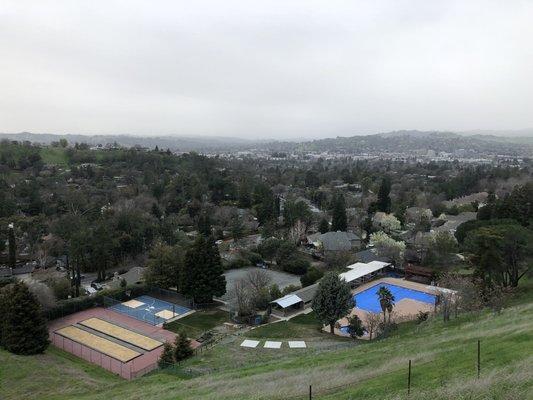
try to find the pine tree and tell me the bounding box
[312,272,353,333]
[238,181,252,208]
[182,235,226,304]
[197,212,212,236]
[318,217,329,234]
[8,223,16,269]
[377,177,392,213]
[158,342,175,368]
[174,332,193,361]
[1,282,49,354]
[144,241,182,289]
[331,194,347,231]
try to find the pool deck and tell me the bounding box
[330,277,443,339]
[352,277,441,296]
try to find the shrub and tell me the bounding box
[0,282,49,354]
[269,284,282,300]
[281,284,301,296]
[225,257,249,270]
[47,277,72,300]
[416,311,429,324]
[282,257,310,275]
[300,266,324,287]
[174,332,193,362]
[158,342,175,368]
[45,284,147,320]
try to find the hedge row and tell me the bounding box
[45,284,147,320]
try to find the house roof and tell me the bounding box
[339,261,390,283]
[290,283,319,303]
[117,266,145,285]
[271,294,303,308]
[355,248,389,263]
[314,231,360,252]
[432,212,477,233]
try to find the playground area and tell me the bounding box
[49,307,199,379]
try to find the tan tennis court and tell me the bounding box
[79,318,162,351]
[55,326,141,362]
[122,299,145,308]
[155,309,176,320]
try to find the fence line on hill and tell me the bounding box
[280,339,483,399]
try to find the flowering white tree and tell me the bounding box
[369,231,406,266]
[378,214,401,233]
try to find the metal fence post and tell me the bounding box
[477,340,480,379]
[407,359,412,395]
[309,384,312,400]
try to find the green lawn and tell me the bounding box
[245,311,327,339]
[1,297,532,399]
[164,309,229,338]
[40,147,68,165]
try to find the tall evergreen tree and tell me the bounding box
[197,211,212,237]
[312,272,353,333]
[377,177,392,213]
[331,194,347,231]
[182,235,226,304]
[158,342,175,368]
[144,241,183,289]
[238,181,252,208]
[8,223,16,268]
[174,332,193,361]
[0,282,49,355]
[318,217,330,234]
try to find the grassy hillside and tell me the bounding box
[1,299,532,400]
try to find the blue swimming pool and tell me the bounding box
[354,283,436,313]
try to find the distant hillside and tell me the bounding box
[263,130,533,157]
[2,130,532,156]
[0,132,267,152]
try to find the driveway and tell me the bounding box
[218,267,301,304]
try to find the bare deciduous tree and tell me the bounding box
[233,279,254,317]
[365,312,382,340]
[246,269,271,294]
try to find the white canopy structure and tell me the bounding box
[272,294,303,308]
[339,261,391,283]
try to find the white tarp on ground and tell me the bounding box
[264,341,282,349]
[340,261,390,283]
[288,341,306,348]
[240,340,260,348]
[272,294,303,308]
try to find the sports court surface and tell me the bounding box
[79,317,162,351]
[108,295,192,325]
[49,307,199,379]
[55,325,141,362]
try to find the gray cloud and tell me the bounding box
[1,1,532,139]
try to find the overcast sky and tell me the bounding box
[1,1,533,139]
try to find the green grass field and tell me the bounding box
[1,298,531,400]
[164,309,230,338]
[245,312,327,339]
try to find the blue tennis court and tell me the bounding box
[109,295,192,326]
[354,283,436,313]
